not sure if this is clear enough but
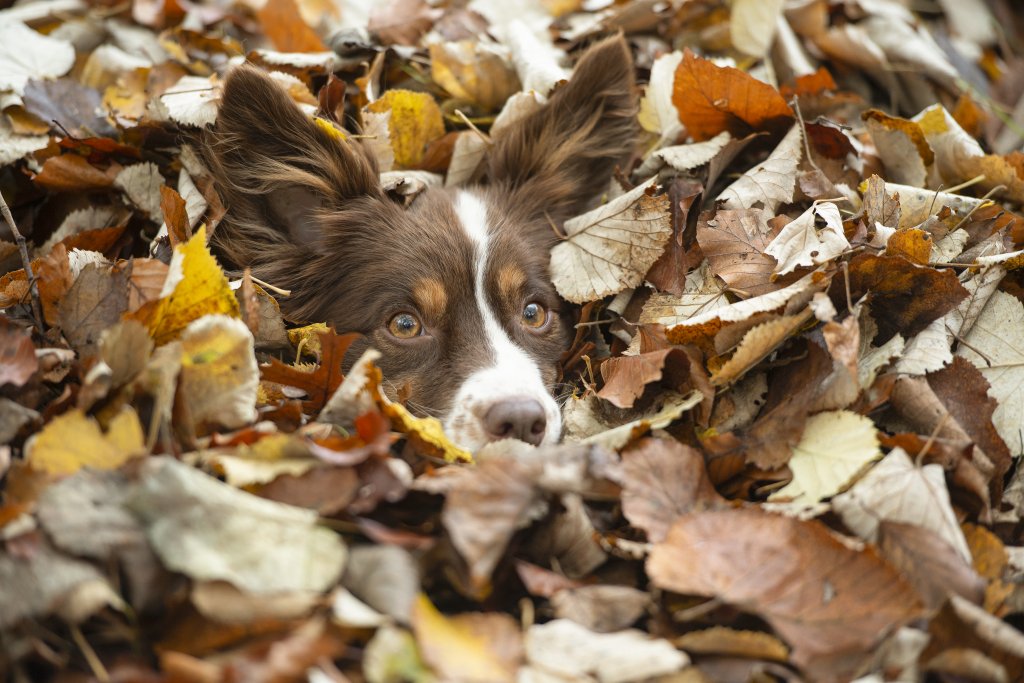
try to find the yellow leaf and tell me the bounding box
[314,116,346,142]
[180,315,259,430]
[364,363,471,463]
[365,90,445,168]
[287,322,330,359]
[410,595,515,683]
[127,226,240,345]
[27,408,146,475]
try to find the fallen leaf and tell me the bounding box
[550,178,672,304]
[25,408,146,476]
[638,50,684,145]
[710,312,811,387]
[862,109,933,188]
[956,290,1024,457]
[370,0,443,46]
[257,0,327,53]
[366,89,446,168]
[718,123,802,212]
[765,202,849,275]
[430,40,519,112]
[672,50,793,141]
[675,627,789,661]
[127,227,241,345]
[179,315,259,431]
[260,329,357,413]
[769,410,881,504]
[833,447,971,563]
[128,456,346,594]
[33,154,119,192]
[616,437,723,542]
[878,521,985,610]
[0,321,37,388]
[696,208,779,297]
[411,595,522,683]
[730,0,785,58]
[550,585,650,633]
[160,184,190,246]
[0,22,75,95]
[58,262,129,355]
[524,618,688,683]
[648,508,921,678]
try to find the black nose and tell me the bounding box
[482,398,547,446]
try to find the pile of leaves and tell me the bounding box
[3,0,1024,680]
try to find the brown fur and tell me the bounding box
[203,35,637,420]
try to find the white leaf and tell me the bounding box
[152,74,220,128]
[638,51,684,142]
[655,131,731,172]
[525,619,688,683]
[661,271,819,330]
[896,315,951,376]
[445,131,488,188]
[114,162,164,220]
[129,456,346,594]
[765,202,850,275]
[718,124,802,212]
[770,410,882,504]
[178,315,259,430]
[361,109,395,172]
[833,448,971,564]
[956,290,1024,456]
[731,0,785,58]
[550,178,671,304]
[568,391,702,451]
[0,22,75,95]
[0,116,48,167]
[638,262,729,328]
[504,19,567,96]
[177,168,207,228]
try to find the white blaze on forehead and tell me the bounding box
[446,191,562,451]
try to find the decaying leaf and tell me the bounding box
[550,178,672,304]
[648,508,922,677]
[25,408,146,476]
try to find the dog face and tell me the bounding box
[205,37,636,451]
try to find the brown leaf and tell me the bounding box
[598,349,673,409]
[648,508,922,678]
[257,0,327,53]
[885,228,932,265]
[696,209,780,297]
[369,0,442,46]
[33,154,119,192]
[551,585,649,633]
[617,437,723,542]
[58,225,127,256]
[160,184,191,247]
[923,596,1024,681]
[260,330,358,413]
[672,50,794,142]
[645,179,703,296]
[862,174,901,230]
[58,262,130,355]
[842,253,969,343]
[22,78,117,138]
[877,521,985,610]
[0,320,37,388]
[514,560,583,598]
[927,357,1011,497]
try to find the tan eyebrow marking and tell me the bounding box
[496,265,526,300]
[413,277,448,320]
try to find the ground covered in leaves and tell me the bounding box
[3,0,1024,681]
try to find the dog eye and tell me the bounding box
[521,302,547,329]
[387,312,422,339]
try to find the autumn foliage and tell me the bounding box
[4,0,1024,682]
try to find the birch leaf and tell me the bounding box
[956,290,1024,456]
[833,448,971,563]
[718,124,802,212]
[655,131,731,172]
[770,410,882,504]
[550,179,671,304]
[638,50,683,142]
[0,22,75,95]
[765,202,850,275]
[731,0,785,58]
[178,315,259,430]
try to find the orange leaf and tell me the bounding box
[257,0,328,53]
[33,154,119,192]
[672,49,793,141]
[160,185,191,247]
[260,329,359,412]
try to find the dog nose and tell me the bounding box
[482,398,547,445]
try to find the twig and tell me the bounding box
[0,188,44,330]
[950,184,1005,233]
[248,274,291,296]
[70,625,110,683]
[453,109,492,145]
[791,97,823,175]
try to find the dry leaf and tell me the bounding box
[257,0,327,53]
[672,49,793,142]
[0,22,75,95]
[366,90,446,168]
[718,123,802,212]
[550,178,672,304]
[179,315,259,431]
[765,202,849,276]
[25,408,146,476]
[730,0,785,58]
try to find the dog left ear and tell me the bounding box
[486,34,638,221]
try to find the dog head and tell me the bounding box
[204,36,636,451]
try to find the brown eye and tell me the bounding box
[522,302,547,329]
[388,312,422,339]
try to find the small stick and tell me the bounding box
[70,625,110,683]
[0,189,43,330]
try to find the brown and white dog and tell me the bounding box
[204,36,636,451]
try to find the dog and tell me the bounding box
[204,35,637,451]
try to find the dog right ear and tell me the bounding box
[203,64,381,269]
